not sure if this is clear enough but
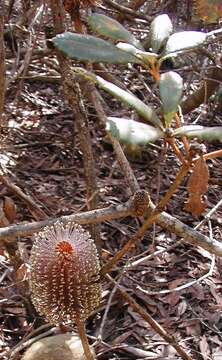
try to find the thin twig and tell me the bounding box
[103,0,152,22]
[50,0,101,248]
[195,197,222,230]
[0,173,47,220]
[101,162,192,276]
[136,254,215,295]
[8,326,57,359]
[0,7,6,124]
[106,274,193,360]
[88,88,140,193]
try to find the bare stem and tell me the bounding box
[175,113,190,156]
[0,7,6,124]
[88,88,140,193]
[76,317,94,360]
[203,149,222,161]
[101,162,192,276]
[49,0,100,248]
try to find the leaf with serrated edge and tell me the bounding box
[106,117,163,145]
[88,13,143,50]
[51,32,141,64]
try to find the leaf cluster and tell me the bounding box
[49,13,222,147]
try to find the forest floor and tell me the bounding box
[1,1,222,359]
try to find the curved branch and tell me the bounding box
[181,67,222,115]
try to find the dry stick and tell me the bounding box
[1,196,222,256]
[103,0,152,22]
[116,0,147,22]
[0,174,47,220]
[106,274,193,360]
[181,67,222,115]
[14,4,45,100]
[0,8,6,124]
[88,88,140,193]
[0,198,135,241]
[69,7,101,248]
[64,78,101,248]
[101,161,191,276]
[49,0,101,248]
[156,210,222,255]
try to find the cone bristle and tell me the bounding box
[30,222,101,325]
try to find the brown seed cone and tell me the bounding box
[63,0,97,13]
[133,190,150,217]
[30,222,101,325]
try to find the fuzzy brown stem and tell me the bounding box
[167,137,186,164]
[76,317,94,360]
[203,149,222,161]
[175,113,190,156]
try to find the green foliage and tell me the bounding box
[51,32,141,64]
[88,13,143,50]
[159,71,183,127]
[149,14,173,53]
[164,31,207,56]
[50,14,222,149]
[106,117,163,145]
[73,67,163,129]
[173,125,222,142]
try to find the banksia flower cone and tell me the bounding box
[30,222,101,325]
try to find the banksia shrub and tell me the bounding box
[30,221,101,325]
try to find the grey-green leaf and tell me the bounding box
[159,71,183,126]
[117,43,158,67]
[51,32,141,64]
[164,31,207,55]
[106,117,163,145]
[150,14,173,53]
[173,125,222,142]
[88,13,143,50]
[73,67,163,129]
